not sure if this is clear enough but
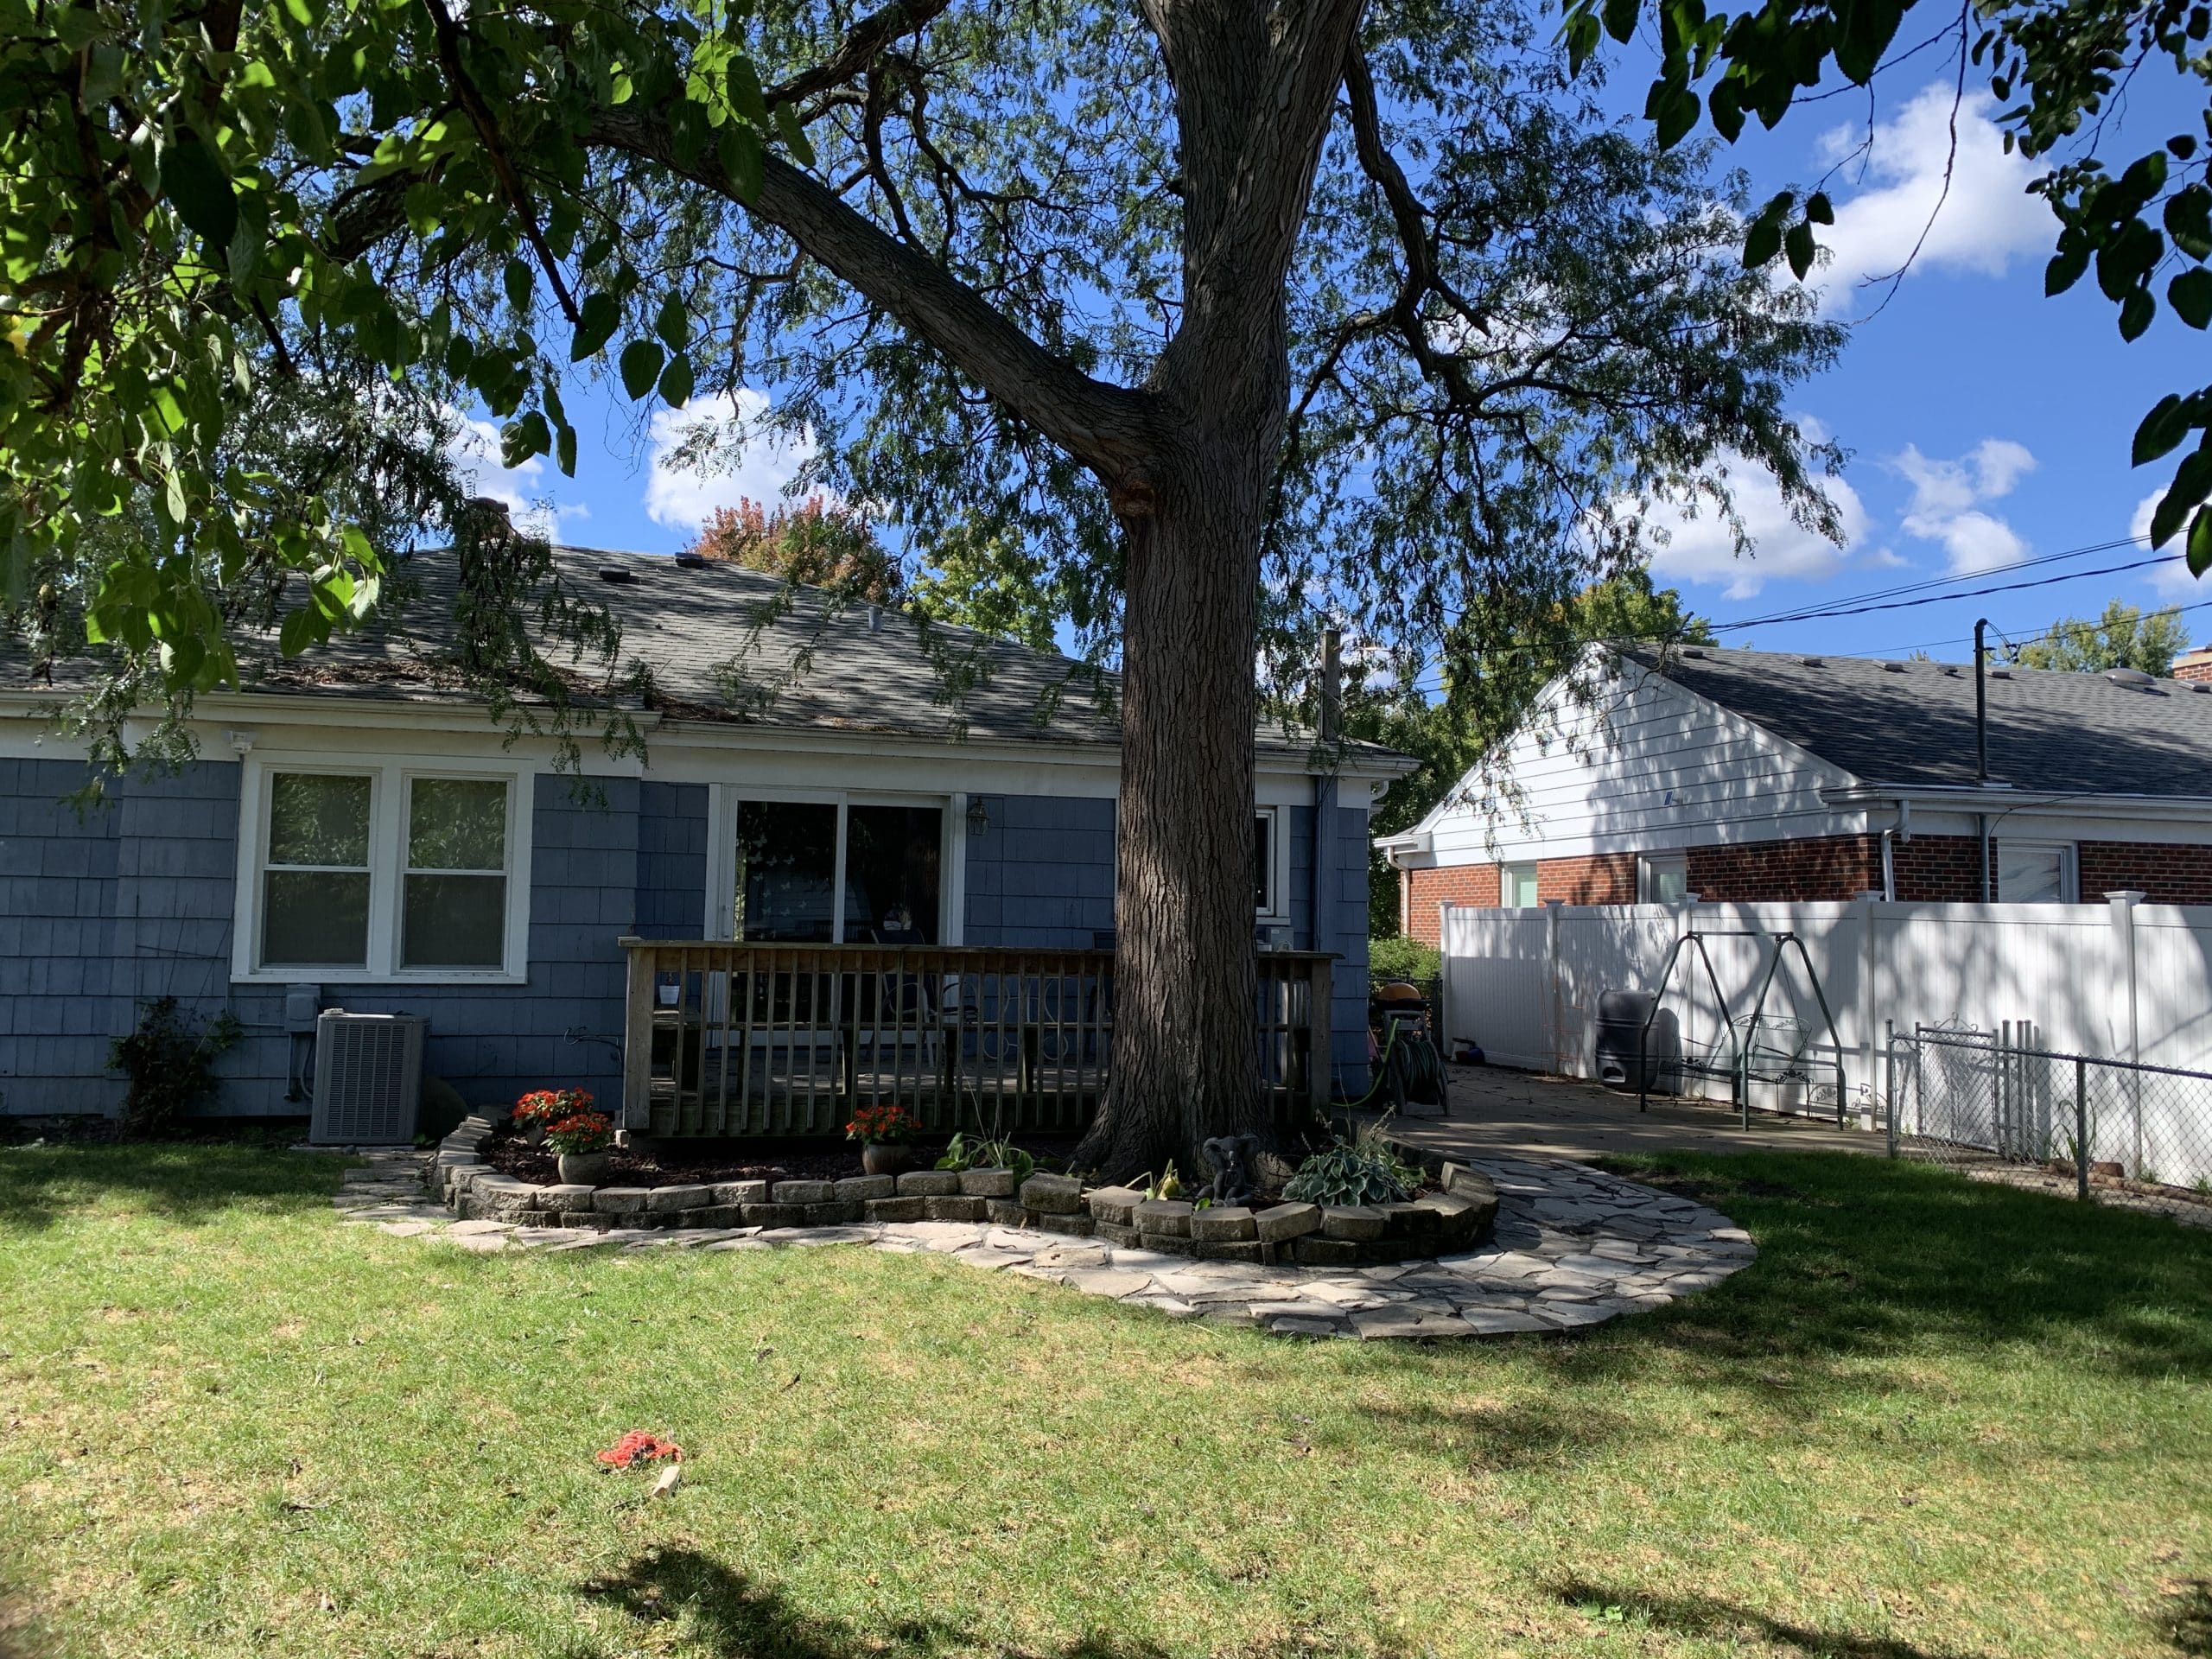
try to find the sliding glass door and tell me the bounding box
[728,796,945,944]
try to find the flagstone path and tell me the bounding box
[327,1149,1756,1339]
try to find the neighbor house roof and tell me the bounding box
[4,543,1404,769]
[1618,641,2212,798]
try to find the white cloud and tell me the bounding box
[1642,452,1875,599]
[2132,487,2205,594]
[644,391,816,531]
[1893,439,2035,572]
[1815,83,2051,315]
[443,411,588,538]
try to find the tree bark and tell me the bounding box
[1077,437,1270,1181]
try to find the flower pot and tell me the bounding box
[861,1142,915,1178]
[558,1151,612,1185]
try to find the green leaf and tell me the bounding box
[2151,444,2212,545]
[2046,244,2090,296]
[655,293,690,354]
[1742,213,1782,270]
[2190,505,2212,576]
[1804,191,1834,226]
[501,410,552,468]
[720,123,764,202]
[1783,219,1816,279]
[2171,268,2212,328]
[2165,186,2212,261]
[504,257,534,313]
[620,339,666,399]
[159,133,238,249]
[570,290,620,361]
[2120,288,2157,341]
[772,100,815,168]
[728,55,770,125]
[556,422,577,478]
[277,608,321,658]
[2134,394,2193,465]
[658,354,695,408]
[1602,0,1639,44]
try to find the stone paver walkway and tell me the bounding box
[328,1148,1757,1339]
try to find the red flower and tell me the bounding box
[845,1102,919,1144]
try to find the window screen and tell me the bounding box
[262,772,372,967]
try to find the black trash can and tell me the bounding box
[1594,990,1677,1093]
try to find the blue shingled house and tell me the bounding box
[0,537,1406,1133]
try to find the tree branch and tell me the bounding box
[766,0,956,108]
[588,108,1158,481]
[418,0,580,327]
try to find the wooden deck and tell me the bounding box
[620,939,1333,1138]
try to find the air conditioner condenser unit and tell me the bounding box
[309,1011,428,1145]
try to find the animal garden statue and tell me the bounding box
[1199,1135,1262,1207]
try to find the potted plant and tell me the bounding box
[513,1088,593,1147]
[846,1102,921,1176]
[546,1109,617,1184]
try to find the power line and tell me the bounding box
[1714,536,2145,629]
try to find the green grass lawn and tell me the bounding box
[1,1143,2209,1659]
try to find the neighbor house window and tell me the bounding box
[235,760,531,982]
[1638,852,1689,905]
[1504,861,1540,908]
[1997,841,2076,904]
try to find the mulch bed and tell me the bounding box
[481,1128,1084,1190]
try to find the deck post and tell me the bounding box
[620,937,654,1133]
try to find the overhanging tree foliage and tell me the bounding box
[0,0,1843,1176]
[2014,597,2190,674]
[1567,0,2212,576]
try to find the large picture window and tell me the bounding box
[235,760,530,982]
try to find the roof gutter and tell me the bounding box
[1820,783,2212,822]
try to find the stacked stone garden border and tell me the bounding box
[429,1116,1500,1263]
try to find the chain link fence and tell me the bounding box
[1886,1022,2212,1227]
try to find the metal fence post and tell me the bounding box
[2075,1054,2090,1203]
[1885,1020,1898,1158]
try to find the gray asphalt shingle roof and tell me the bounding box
[7,545,1366,763]
[1620,642,2212,797]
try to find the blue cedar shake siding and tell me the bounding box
[963,794,1372,1092]
[0,770,1369,1117]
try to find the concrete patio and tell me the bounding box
[1377,1062,1885,1165]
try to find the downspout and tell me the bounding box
[1878,798,1910,901]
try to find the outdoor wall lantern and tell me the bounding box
[966,798,990,836]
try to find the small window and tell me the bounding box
[1504,861,1540,909]
[1639,852,1689,905]
[403,778,511,968]
[262,772,373,968]
[1997,842,2076,904]
[1255,811,1276,914]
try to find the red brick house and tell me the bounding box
[1379,642,2212,944]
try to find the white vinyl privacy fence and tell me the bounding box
[1438,895,2212,1121]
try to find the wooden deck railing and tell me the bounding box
[617,938,1334,1138]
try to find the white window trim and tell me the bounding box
[1638,851,1689,904]
[1997,839,2079,904]
[232,753,534,985]
[1255,805,1290,921]
[702,785,963,944]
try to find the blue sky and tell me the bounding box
[464,60,2209,670]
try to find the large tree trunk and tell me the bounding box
[1076,439,1269,1182]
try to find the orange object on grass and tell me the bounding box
[596,1431,683,1469]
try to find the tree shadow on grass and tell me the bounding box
[569,1548,1408,1659]
[568,1548,1174,1659]
[0,1141,346,1233]
[1348,1392,1640,1474]
[1548,1576,1978,1659]
[2157,1579,2212,1656]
